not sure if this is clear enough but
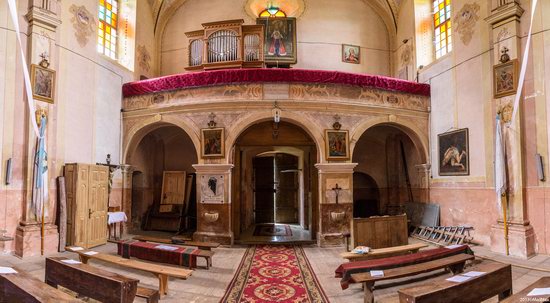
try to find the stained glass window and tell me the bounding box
[433,0,452,59]
[98,0,118,59]
[259,8,286,18]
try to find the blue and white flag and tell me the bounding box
[32,117,48,222]
[495,114,507,210]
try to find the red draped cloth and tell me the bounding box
[122,69,430,98]
[335,245,473,289]
[117,240,200,269]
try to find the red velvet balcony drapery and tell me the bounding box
[122,68,430,98]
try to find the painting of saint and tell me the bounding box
[342,44,360,64]
[31,64,55,103]
[201,128,225,158]
[257,17,297,64]
[438,129,469,176]
[494,59,518,98]
[325,130,350,160]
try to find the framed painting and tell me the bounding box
[200,175,224,204]
[256,17,297,65]
[201,128,225,158]
[342,44,360,64]
[31,64,56,103]
[493,59,518,98]
[325,130,349,160]
[438,128,469,176]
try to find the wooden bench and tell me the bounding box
[65,246,192,297]
[341,243,429,262]
[350,253,474,303]
[134,235,220,251]
[131,237,215,269]
[0,266,82,303]
[46,257,160,303]
[398,262,512,303]
[501,276,550,303]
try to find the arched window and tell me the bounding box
[259,7,287,18]
[98,0,118,59]
[433,0,452,59]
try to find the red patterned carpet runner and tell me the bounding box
[221,245,329,303]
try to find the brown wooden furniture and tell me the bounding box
[501,276,550,303]
[134,235,220,250]
[64,163,109,248]
[131,236,215,269]
[136,286,161,303]
[353,214,408,249]
[341,243,428,262]
[65,246,192,297]
[0,266,82,303]
[185,19,264,71]
[45,257,139,303]
[350,253,474,303]
[398,262,512,303]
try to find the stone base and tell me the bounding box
[15,223,59,258]
[318,232,346,247]
[490,222,535,259]
[193,231,233,245]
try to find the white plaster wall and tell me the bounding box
[160,0,391,75]
[136,0,157,77]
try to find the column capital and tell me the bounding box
[119,164,134,174]
[415,163,431,173]
[193,164,234,174]
[315,163,358,174]
[485,2,524,27]
[25,5,62,32]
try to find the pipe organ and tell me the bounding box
[185,20,264,71]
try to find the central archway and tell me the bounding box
[231,120,318,243]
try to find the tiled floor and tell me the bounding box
[0,237,549,302]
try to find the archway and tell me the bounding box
[353,172,380,218]
[352,123,424,215]
[126,124,198,234]
[232,121,318,243]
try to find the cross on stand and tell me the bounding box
[332,183,342,205]
[96,154,123,241]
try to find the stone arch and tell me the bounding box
[225,110,326,163]
[350,116,429,164]
[123,114,201,163]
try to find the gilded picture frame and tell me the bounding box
[342,44,360,64]
[201,128,225,158]
[256,17,297,65]
[493,59,518,98]
[31,64,56,103]
[438,128,469,176]
[325,130,350,161]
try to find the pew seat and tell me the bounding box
[398,262,512,303]
[351,253,474,303]
[501,276,550,303]
[134,235,220,251]
[341,243,428,262]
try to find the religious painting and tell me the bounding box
[201,128,225,158]
[256,17,297,65]
[200,175,224,204]
[31,64,56,103]
[325,130,350,160]
[438,128,469,176]
[342,44,360,64]
[493,59,518,98]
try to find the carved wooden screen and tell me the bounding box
[189,39,204,67]
[244,34,260,62]
[207,30,238,63]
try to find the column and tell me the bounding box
[315,163,357,247]
[119,165,134,234]
[415,164,431,202]
[15,1,61,258]
[193,164,234,245]
[486,2,535,258]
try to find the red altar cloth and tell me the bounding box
[117,240,200,269]
[122,68,430,98]
[335,244,473,289]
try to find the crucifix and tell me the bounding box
[96,154,120,195]
[332,183,342,205]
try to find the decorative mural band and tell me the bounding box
[453,2,480,46]
[69,5,96,47]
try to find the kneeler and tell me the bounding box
[117,239,200,269]
[335,244,473,289]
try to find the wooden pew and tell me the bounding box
[127,238,215,269]
[341,243,429,262]
[350,253,474,303]
[46,257,157,303]
[65,246,192,297]
[0,266,82,303]
[501,276,550,303]
[398,262,512,303]
[134,235,220,251]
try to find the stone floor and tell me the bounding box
[238,223,313,244]
[0,237,549,302]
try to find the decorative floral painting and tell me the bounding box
[342,44,360,64]
[201,128,225,158]
[438,128,469,176]
[325,130,349,160]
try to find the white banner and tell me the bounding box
[495,114,507,210]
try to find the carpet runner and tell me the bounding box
[221,245,329,303]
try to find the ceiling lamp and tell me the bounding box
[267,6,280,15]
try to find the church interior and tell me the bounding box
[2,0,550,302]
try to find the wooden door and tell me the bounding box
[74,164,90,247]
[274,154,299,223]
[161,171,186,205]
[86,165,108,248]
[254,156,275,223]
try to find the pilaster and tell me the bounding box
[119,165,134,233]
